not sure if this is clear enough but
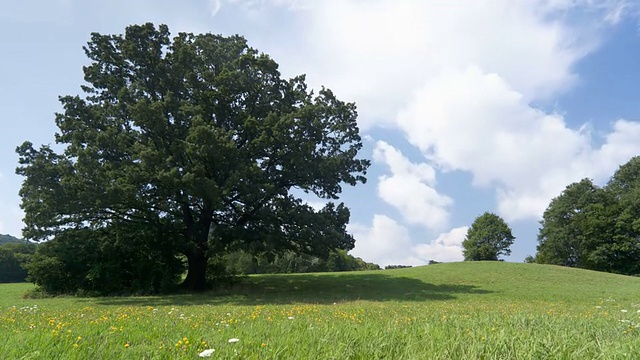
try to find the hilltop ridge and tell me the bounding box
[0,234,25,245]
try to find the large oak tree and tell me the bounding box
[16,23,369,292]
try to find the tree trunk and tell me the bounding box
[179,204,213,292]
[181,247,208,291]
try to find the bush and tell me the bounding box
[24,225,184,296]
[0,242,36,283]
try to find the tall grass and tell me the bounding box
[1,262,640,359]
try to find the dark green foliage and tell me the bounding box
[23,223,184,295]
[0,242,36,283]
[462,212,515,261]
[16,23,368,294]
[523,255,536,264]
[536,156,640,276]
[536,179,615,269]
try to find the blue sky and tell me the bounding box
[2,0,640,266]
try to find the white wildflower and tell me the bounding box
[228,338,240,343]
[199,349,215,357]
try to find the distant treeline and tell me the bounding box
[217,249,381,275]
[0,234,26,246]
[384,265,413,270]
[0,235,36,283]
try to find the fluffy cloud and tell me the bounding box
[215,0,595,126]
[373,141,452,230]
[349,215,414,266]
[411,227,467,264]
[291,0,613,127]
[349,216,466,266]
[398,65,640,221]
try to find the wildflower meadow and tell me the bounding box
[2,262,640,359]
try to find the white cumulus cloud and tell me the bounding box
[397,65,640,221]
[349,216,467,266]
[411,227,468,264]
[291,0,611,128]
[373,141,452,230]
[349,214,414,267]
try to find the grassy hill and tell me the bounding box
[2,261,639,306]
[177,261,640,306]
[2,262,640,358]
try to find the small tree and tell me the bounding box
[462,212,515,261]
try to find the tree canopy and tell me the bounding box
[16,23,369,293]
[536,157,640,275]
[535,179,613,269]
[462,212,515,261]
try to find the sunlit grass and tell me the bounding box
[2,262,640,358]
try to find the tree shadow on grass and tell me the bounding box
[89,272,492,307]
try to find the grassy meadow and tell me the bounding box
[1,262,640,359]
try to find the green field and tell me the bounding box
[1,262,640,359]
